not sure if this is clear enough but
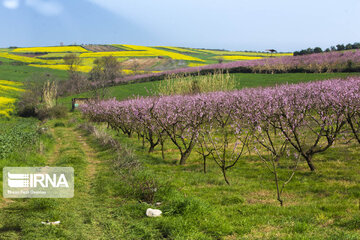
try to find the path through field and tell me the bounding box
[76,133,101,182]
[0,125,124,239]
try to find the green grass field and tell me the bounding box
[0,58,68,82]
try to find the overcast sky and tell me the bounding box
[1,0,359,51]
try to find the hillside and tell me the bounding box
[0,44,292,74]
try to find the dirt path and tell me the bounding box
[48,128,61,165]
[49,126,104,237]
[0,125,110,238]
[75,133,101,183]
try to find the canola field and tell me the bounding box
[0,80,24,117]
[214,55,264,60]
[0,45,293,74]
[12,46,88,53]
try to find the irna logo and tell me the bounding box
[7,172,69,188]
[3,167,74,198]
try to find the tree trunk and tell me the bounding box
[347,117,360,144]
[222,167,230,185]
[180,143,195,165]
[179,141,196,165]
[161,141,165,160]
[274,169,283,206]
[304,154,316,171]
[203,156,207,174]
[148,142,157,153]
[126,130,132,138]
[179,151,189,165]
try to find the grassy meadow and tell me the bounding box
[0,57,68,82]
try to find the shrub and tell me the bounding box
[129,172,159,203]
[54,122,65,127]
[49,105,68,119]
[16,91,38,118]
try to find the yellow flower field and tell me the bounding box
[79,58,97,66]
[0,80,24,94]
[157,46,201,54]
[122,69,160,75]
[0,80,23,117]
[0,84,25,93]
[79,51,156,58]
[188,63,207,67]
[29,64,146,75]
[0,109,12,117]
[13,46,88,53]
[38,52,77,59]
[123,45,205,62]
[214,56,264,60]
[29,64,93,73]
[0,53,60,64]
[122,69,134,75]
[0,96,16,106]
[112,44,135,51]
[80,57,128,67]
[0,80,23,86]
[0,45,294,77]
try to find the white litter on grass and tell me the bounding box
[41,220,60,225]
[146,208,162,217]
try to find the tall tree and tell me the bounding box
[63,54,87,94]
[89,56,122,99]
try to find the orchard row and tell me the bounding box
[81,78,360,204]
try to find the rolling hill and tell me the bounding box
[0,44,292,74]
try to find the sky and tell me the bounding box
[0,0,359,52]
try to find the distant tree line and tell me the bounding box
[294,42,360,56]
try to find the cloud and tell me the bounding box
[25,0,63,16]
[2,0,19,9]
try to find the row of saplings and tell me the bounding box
[81,78,360,206]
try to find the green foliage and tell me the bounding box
[90,56,121,83]
[36,105,68,121]
[0,118,39,159]
[294,41,360,56]
[63,53,82,72]
[54,122,65,127]
[16,73,68,120]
